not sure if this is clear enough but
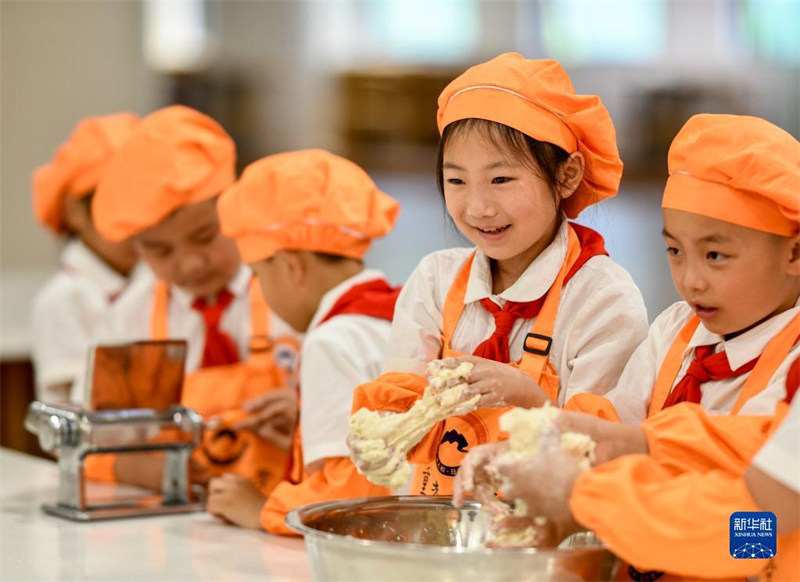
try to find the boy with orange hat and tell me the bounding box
[348,53,648,496]
[569,113,800,423]
[205,149,400,534]
[455,114,800,581]
[31,112,141,403]
[88,105,301,493]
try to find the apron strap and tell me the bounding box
[150,280,170,340]
[246,277,272,369]
[440,252,475,354]
[732,312,800,414]
[516,225,581,390]
[647,317,700,415]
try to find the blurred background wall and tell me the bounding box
[2,0,799,358]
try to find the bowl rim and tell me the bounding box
[285,495,609,556]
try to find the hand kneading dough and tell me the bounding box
[350,361,478,489]
[498,406,595,469]
[487,406,595,547]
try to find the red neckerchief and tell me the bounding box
[786,356,799,403]
[319,278,401,325]
[473,222,608,363]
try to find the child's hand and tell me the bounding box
[453,441,508,509]
[495,449,584,543]
[206,474,266,530]
[233,388,299,451]
[554,411,648,465]
[455,440,583,545]
[346,418,397,474]
[438,356,550,409]
[455,442,570,548]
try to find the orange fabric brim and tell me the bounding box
[439,87,578,153]
[235,226,371,263]
[663,173,797,236]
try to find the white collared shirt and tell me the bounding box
[30,240,140,401]
[607,298,800,424]
[300,268,393,466]
[751,396,800,493]
[92,262,301,377]
[384,221,650,406]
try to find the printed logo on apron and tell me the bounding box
[272,335,301,375]
[434,413,490,478]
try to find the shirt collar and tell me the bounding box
[61,239,131,298]
[689,296,800,369]
[463,220,569,304]
[307,268,388,331]
[171,262,251,307]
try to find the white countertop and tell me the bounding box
[0,449,313,581]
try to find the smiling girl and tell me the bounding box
[349,53,648,495]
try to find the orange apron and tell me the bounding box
[616,310,800,582]
[150,278,300,495]
[410,226,583,495]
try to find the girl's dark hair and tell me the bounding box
[436,119,571,208]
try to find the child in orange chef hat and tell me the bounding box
[207,149,401,534]
[31,112,140,403]
[348,53,649,496]
[87,105,302,494]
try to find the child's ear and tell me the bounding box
[787,233,800,276]
[62,195,91,234]
[282,251,307,286]
[558,152,585,201]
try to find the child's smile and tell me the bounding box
[475,223,512,240]
[442,131,561,280]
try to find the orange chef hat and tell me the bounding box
[217,149,399,262]
[437,53,623,218]
[93,105,236,241]
[662,114,800,236]
[32,112,139,234]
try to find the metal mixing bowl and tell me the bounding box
[286,496,618,582]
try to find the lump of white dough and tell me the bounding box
[349,360,478,490]
[427,360,473,391]
[484,405,596,548]
[498,405,595,470]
